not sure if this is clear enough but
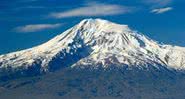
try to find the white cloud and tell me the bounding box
[151,7,173,14]
[49,2,133,18]
[143,0,172,6]
[14,23,62,33]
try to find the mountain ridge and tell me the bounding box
[0,18,185,77]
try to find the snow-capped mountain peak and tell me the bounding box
[0,19,185,75]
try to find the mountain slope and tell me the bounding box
[1,19,185,99]
[0,63,185,99]
[0,19,185,77]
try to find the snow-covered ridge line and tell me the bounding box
[0,18,185,73]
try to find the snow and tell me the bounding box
[0,18,185,71]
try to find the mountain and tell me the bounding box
[0,19,185,76]
[1,19,185,99]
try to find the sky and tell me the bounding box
[0,0,185,54]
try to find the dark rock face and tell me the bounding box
[0,60,43,81]
[47,39,92,72]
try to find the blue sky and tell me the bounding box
[0,0,185,54]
